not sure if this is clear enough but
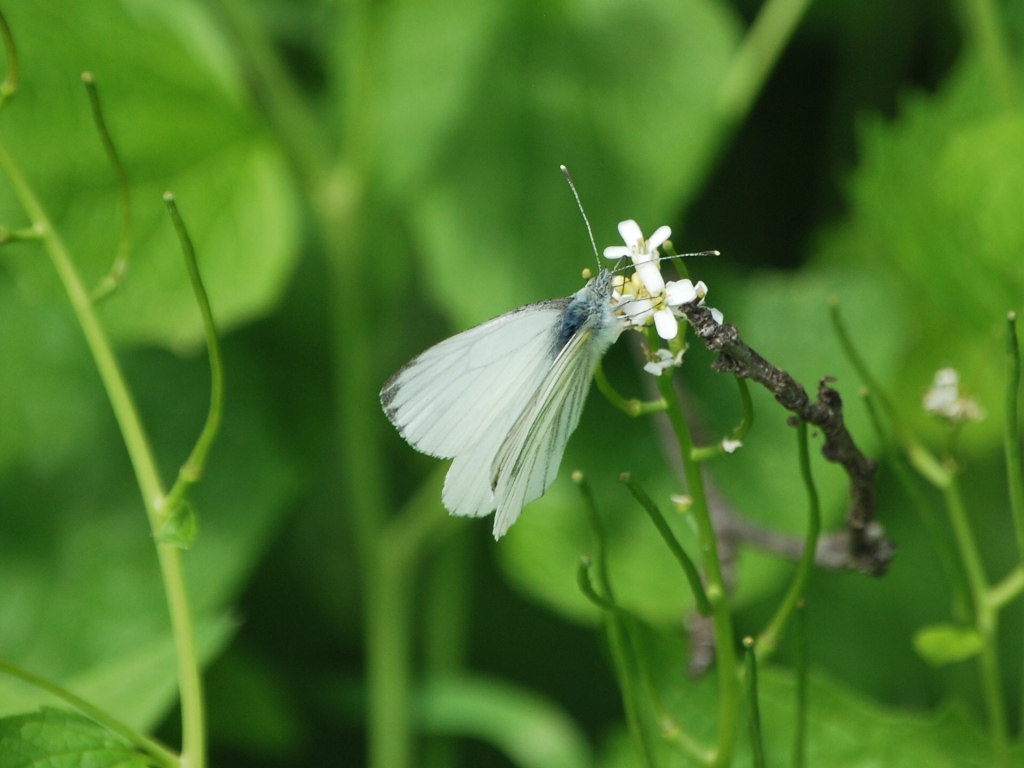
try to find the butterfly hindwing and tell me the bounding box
[489,326,605,537]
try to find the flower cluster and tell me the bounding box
[604,219,721,347]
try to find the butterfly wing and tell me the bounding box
[380,298,571,460]
[488,325,609,537]
[383,270,622,536]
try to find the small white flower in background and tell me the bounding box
[604,219,721,340]
[721,438,743,454]
[670,493,692,511]
[923,368,985,423]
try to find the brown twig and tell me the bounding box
[679,302,895,576]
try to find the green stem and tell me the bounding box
[577,478,660,767]
[594,362,667,416]
[81,72,132,302]
[716,0,815,127]
[1004,314,1024,566]
[959,0,1018,109]
[942,479,1007,763]
[211,5,396,767]
[0,136,205,768]
[758,420,821,659]
[792,600,808,768]
[988,566,1024,611]
[577,559,710,766]
[690,374,752,463]
[161,193,224,520]
[656,373,740,767]
[0,223,42,242]
[0,6,18,110]
[861,392,971,619]
[1002,311,1024,737]
[620,473,712,615]
[0,660,179,767]
[367,473,451,768]
[743,638,767,768]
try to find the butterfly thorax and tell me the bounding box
[551,269,624,355]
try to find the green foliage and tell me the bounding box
[598,623,1003,767]
[823,55,1024,449]
[1,0,1023,766]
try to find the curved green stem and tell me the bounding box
[656,372,740,767]
[691,377,754,462]
[595,362,667,416]
[82,72,132,302]
[161,193,224,524]
[620,473,712,615]
[576,477,660,767]
[0,136,205,768]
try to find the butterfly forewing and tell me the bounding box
[381,299,571,459]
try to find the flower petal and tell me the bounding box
[636,261,665,294]
[654,308,678,339]
[617,219,643,245]
[617,295,654,322]
[603,245,632,260]
[648,225,671,249]
[665,279,698,306]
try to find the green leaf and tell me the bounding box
[913,623,985,666]
[0,0,300,349]
[415,675,592,768]
[0,284,107,473]
[0,708,151,768]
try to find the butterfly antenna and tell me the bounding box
[560,165,601,269]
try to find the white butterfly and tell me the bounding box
[380,269,626,538]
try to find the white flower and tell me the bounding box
[604,219,671,294]
[923,368,984,423]
[605,219,723,340]
[643,348,686,376]
[721,438,743,454]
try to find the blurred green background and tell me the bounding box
[0,0,1022,765]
